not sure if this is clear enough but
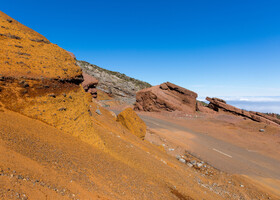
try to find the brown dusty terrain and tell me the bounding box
[0,11,279,200]
[137,111,280,198]
[142,111,280,161]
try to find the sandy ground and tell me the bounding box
[1,107,278,199]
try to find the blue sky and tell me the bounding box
[2,0,280,98]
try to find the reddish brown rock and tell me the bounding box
[196,101,216,114]
[134,82,198,113]
[82,72,98,98]
[254,112,280,125]
[206,97,280,127]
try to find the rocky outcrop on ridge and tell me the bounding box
[206,97,280,126]
[81,72,98,98]
[77,60,151,104]
[134,82,198,113]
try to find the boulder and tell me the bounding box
[81,72,98,98]
[134,82,198,113]
[117,108,146,140]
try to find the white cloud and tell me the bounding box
[198,96,280,114]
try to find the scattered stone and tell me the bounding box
[58,107,67,111]
[95,109,101,115]
[190,160,197,165]
[179,158,186,164]
[259,129,265,132]
[17,175,23,179]
[196,163,203,169]
[161,159,167,164]
[168,148,175,151]
[176,155,181,160]
[48,93,56,98]
[21,194,27,200]
[187,163,193,168]
[240,185,244,188]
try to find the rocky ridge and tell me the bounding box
[134,81,279,127]
[206,97,280,127]
[77,60,151,104]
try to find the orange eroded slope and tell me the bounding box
[0,11,80,79]
[0,109,211,200]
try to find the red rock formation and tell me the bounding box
[253,112,280,125]
[81,72,98,98]
[206,97,280,127]
[134,82,198,113]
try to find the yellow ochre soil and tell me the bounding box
[117,108,147,140]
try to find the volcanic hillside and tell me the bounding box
[0,11,277,200]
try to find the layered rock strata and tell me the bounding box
[206,97,280,126]
[134,82,198,113]
[0,11,103,147]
